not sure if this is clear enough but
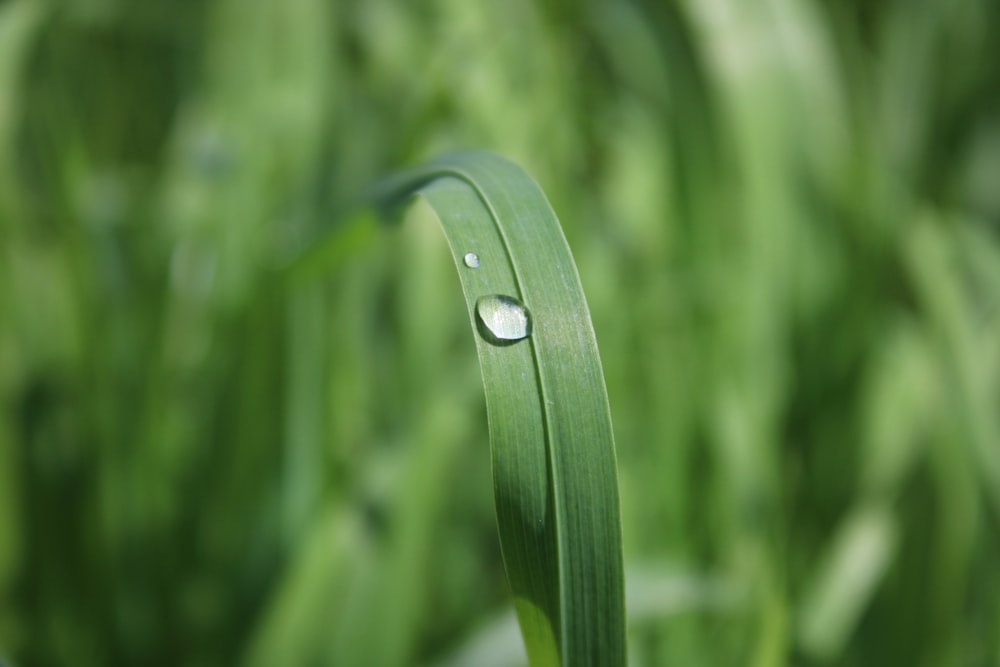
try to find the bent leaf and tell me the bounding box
[370,151,626,667]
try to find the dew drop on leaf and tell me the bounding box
[463,252,481,268]
[475,295,532,344]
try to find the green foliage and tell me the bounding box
[1,0,999,666]
[368,151,626,666]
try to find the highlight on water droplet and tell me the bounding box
[463,252,480,268]
[475,294,532,345]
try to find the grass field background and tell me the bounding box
[1,0,999,665]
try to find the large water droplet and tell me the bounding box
[463,252,480,268]
[475,295,532,344]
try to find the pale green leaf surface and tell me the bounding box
[371,151,626,667]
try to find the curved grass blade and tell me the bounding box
[370,151,625,667]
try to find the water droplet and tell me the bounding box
[475,295,532,344]
[463,252,480,268]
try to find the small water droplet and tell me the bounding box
[463,252,480,268]
[475,295,532,344]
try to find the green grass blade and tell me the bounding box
[370,151,625,667]
[0,0,47,214]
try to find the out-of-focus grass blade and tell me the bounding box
[0,0,47,210]
[798,504,897,661]
[0,0,48,649]
[369,151,626,667]
[283,209,380,287]
[907,215,1000,518]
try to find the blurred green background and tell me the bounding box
[2,0,999,665]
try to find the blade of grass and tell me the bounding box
[798,503,897,661]
[366,150,626,667]
[0,0,47,203]
[0,1,48,652]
